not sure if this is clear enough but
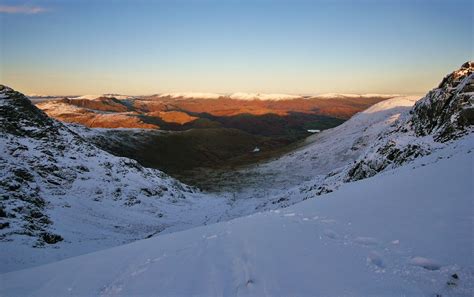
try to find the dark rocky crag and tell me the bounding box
[410,61,474,142]
[345,62,474,182]
[0,86,72,245]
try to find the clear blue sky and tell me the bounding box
[0,0,472,95]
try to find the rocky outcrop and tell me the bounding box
[410,61,474,142]
[346,142,429,181]
[345,62,473,182]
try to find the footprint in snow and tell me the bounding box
[354,236,379,246]
[130,267,148,277]
[323,229,338,239]
[320,219,337,224]
[409,256,441,271]
[367,251,385,269]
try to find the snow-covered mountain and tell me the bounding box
[30,92,400,101]
[156,92,224,99]
[313,93,400,99]
[0,62,472,296]
[0,85,231,272]
[153,92,304,100]
[228,92,303,100]
[70,94,136,100]
[150,92,397,101]
[1,112,472,297]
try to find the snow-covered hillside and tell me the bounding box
[0,86,231,272]
[1,136,472,296]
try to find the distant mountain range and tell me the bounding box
[30,92,400,100]
[34,93,392,134]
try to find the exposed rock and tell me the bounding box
[410,61,474,142]
[345,62,473,182]
[40,232,63,245]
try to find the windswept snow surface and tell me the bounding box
[1,137,472,297]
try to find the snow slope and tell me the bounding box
[1,137,472,297]
[0,86,231,273]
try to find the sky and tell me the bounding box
[0,0,472,95]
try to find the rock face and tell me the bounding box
[410,61,474,142]
[345,62,474,182]
[0,85,194,249]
